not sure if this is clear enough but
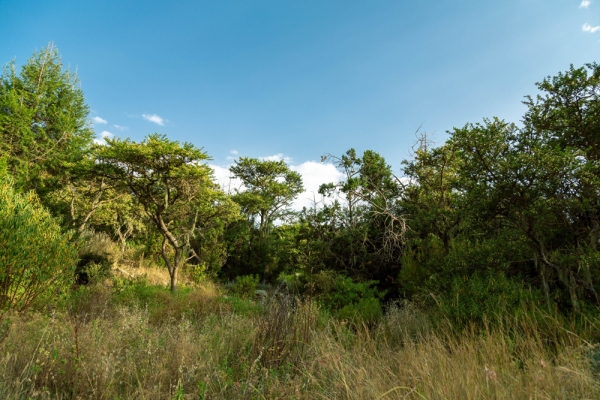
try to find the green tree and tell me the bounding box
[0,43,94,213]
[450,119,600,310]
[95,134,239,292]
[227,157,303,279]
[230,157,303,236]
[0,159,77,311]
[317,150,404,291]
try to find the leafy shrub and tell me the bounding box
[232,274,260,299]
[315,273,385,325]
[0,166,77,311]
[436,272,543,327]
[336,297,383,325]
[187,263,209,284]
[78,232,120,264]
[75,256,110,285]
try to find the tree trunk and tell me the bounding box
[160,235,180,293]
[170,268,178,292]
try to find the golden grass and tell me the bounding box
[0,285,598,399]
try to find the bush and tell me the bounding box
[436,272,543,327]
[0,167,77,311]
[232,274,260,299]
[316,273,385,325]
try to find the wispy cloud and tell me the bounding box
[113,124,128,131]
[92,116,107,124]
[580,1,591,8]
[226,150,240,161]
[583,23,600,32]
[142,113,165,126]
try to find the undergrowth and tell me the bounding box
[0,278,599,399]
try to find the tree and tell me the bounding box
[0,43,94,213]
[95,134,239,292]
[449,117,600,310]
[317,150,405,289]
[227,158,303,279]
[0,159,77,311]
[230,157,303,236]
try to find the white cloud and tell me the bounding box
[261,153,292,163]
[142,113,165,126]
[583,23,600,32]
[580,1,591,8]
[92,116,107,124]
[210,157,344,210]
[210,165,243,194]
[113,124,128,131]
[93,131,114,146]
[291,161,345,210]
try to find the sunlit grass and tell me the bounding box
[0,281,598,399]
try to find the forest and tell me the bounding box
[1,44,600,399]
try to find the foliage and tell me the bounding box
[435,272,543,327]
[0,162,77,311]
[315,274,385,325]
[0,43,94,215]
[393,64,600,312]
[230,157,303,233]
[231,274,260,299]
[2,44,600,339]
[225,157,303,281]
[2,279,599,399]
[95,133,240,291]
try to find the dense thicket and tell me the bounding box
[1,45,598,321]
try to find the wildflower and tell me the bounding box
[485,365,497,382]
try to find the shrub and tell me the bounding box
[436,272,543,327]
[0,166,77,311]
[316,274,385,325]
[232,274,260,299]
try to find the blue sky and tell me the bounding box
[1,0,598,206]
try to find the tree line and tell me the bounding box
[1,43,599,320]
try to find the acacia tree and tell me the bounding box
[230,157,303,236]
[95,133,238,292]
[227,157,303,279]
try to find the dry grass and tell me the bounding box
[305,313,600,399]
[0,285,598,399]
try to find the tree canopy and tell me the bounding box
[95,134,239,291]
[0,43,94,211]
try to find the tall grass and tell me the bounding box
[0,282,598,399]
